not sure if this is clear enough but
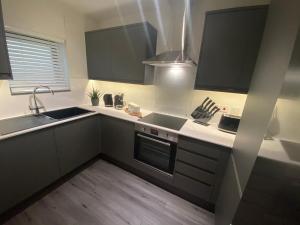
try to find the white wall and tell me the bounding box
[0,0,97,119]
[0,0,267,119]
[267,29,300,142]
[96,0,173,54]
[273,98,300,142]
[91,0,270,118]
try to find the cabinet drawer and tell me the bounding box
[173,173,211,201]
[175,161,215,185]
[179,136,227,160]
[177,149,218,173]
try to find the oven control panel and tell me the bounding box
[135,124,178,143]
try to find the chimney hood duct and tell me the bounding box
[143,0,196,67]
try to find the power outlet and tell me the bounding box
[218,105,230,113]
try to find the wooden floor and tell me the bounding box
[5,160,214,225]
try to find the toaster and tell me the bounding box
[128,102,140,114]
[218,114,241,134]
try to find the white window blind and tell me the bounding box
[6,32,69,94]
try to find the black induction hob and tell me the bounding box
[138,113,187,131]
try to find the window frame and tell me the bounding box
[6,31,70,95]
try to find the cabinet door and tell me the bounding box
[195,6,268,93]
[85,22,157,84]
[0,1,12,79]
[0,129,60,214]
[85,30,112,80]
[111,23,156,83]
[54,116,100,176]
[101,116,135,164]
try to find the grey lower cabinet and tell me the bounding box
[85,22,157,84]
[195,5,268,93]
[0,0,12,79]
[173,136,231,206]
[99,115,230,210]
[0,116,100,214]
[54,116,100,176]
[0,129,60,214]
[100,116,173,184]
[0,116,101,215]
[101,115,134,164]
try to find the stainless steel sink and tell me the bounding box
[0,114,57,136]
[42,107,94,120]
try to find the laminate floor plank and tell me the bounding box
[4,160,214,225]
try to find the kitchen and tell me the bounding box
[0,0,299,225]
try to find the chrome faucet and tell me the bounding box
[29,85,54,115]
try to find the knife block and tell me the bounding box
[194,117,212,126]
[191,97,220,126]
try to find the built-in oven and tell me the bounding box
[134,124,178,174]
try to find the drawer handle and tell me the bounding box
[176,172,212,187]
[137,134,171,147]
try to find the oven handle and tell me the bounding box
[137,133,171,147]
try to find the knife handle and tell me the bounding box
[211,108,220,116]
[203,100,212,109]
[200,97,210,107]
[206,102,215,112]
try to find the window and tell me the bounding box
[6,32,69,94]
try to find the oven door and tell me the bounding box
[134,132,177,174]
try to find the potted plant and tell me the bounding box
[88,88,102,106]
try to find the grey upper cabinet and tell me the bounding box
[54,116,100,176]
[195,6,268,93]
[85,29,112,81]
[0,0,12,79]
[101,115,135,164]
[0,129,60,214]
[85,22,157,84]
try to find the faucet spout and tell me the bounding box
[29,85,54,115]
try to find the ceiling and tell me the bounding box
[59,0,166,21]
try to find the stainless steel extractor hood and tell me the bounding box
[143,0,196,67]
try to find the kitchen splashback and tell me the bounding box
[153,66,196,116]
[92,77,247,119]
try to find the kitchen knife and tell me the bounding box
[191,106,201,118]
[199,101,214,118]
[201,97,210,107]
[211,108,220,116]
[198,97,210,112]
[196,99,212,119]
[204,106,218,118]
[205,102,215,112]
[203,99,212,110]
[208,106,218,114]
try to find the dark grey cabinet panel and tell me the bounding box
[173,173,212,201]
[85,29,112,80]
[54,116,100,176]
[176,149,218,173]
[195,6,268,93]
[85,22,157,84]
[174,136,231,204]
[233,156,300,225]
[175,161,215,185]
[110,24,156,83]
[100,115,173,184]
[0,1,12,79]
[101,115,134,164]
[0,129,60,214]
